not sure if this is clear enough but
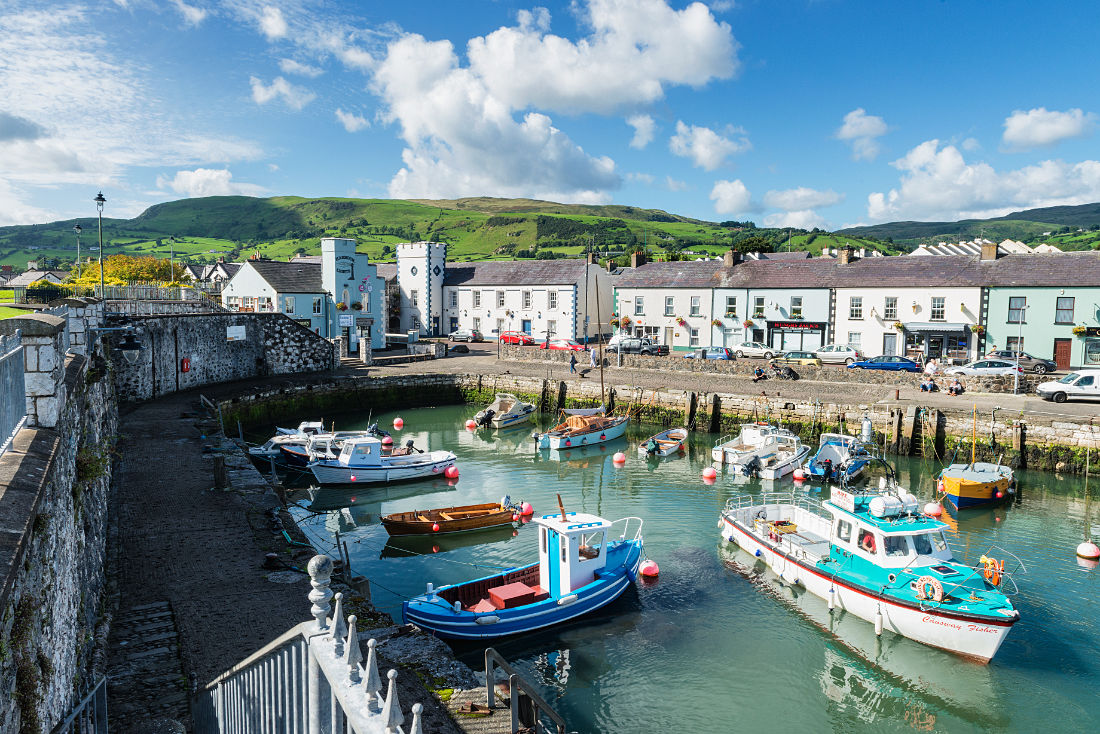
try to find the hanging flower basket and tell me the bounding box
[892,321,905,332]
[620,315,632,327]
[1072,325,1087,336]
[970,323,985,334]
[711,318,724,327]
[743,319,754,329]
[609,317,620,328]
[336,302,348,311]
[676,316,688,327]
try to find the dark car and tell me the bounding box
[607,337,669,356]
[986,350,1057,374]
[846,355,922,372]
[683,347,735,360]
[448,328,483,342]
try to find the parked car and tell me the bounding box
[683,347,734,360]
[541,338,587,352]
[846,355,922,372]
[732,341,782,359]
[448,328,483,342]
[607,337,669,356]
[1037,369,1100,403]
[815,344,864,365]
[773,350,822,367]
[944,359,1023,377]
[498,330,536,345]
[985,350,1057,374]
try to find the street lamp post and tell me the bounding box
[94,192,106,297]
[73,224,82,277]
[1013,304,1027,395]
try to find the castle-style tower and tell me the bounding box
[396,242,447,336]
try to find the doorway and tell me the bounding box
[927,336,944,359]
[1054,338,1072,370]
[883,332,897,356]
[521,319,532,334]
[664,327,674,346]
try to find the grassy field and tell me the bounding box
[0,305,26,319]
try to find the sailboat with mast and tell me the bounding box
[937,406,1016,510]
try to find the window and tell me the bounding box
[884,535,908,557]
[835,519,852,543]
[690,296,701,316]
[495,318,505,335]
[540,527,546,553]
[1056,297,1075,324]
[930,296,945,321]
[495,290,504,308]
[548,290,558,309]
[931,533,949,553]
[1007,296,1026,323]
[1086,338,1100,365]
[312,297,322,315]
[857,528,878,555]
[473,290,482,308]
[361,293,370,312]
[724,296,737,317]
[1078,375,1095,387]
[472,317,481,330]
[561,536,567,563]
[849,296,863,320]
[634,296,644,316]
[522,290,532,309]
[547,319,556,336]
[689,327,700,347]
[411,290,419,307]
[664,296,675,316]
[790,296,803,319]
[284,296,295,314]
[341,289,349,307]
[450,291,458,308]
[946,334,968,358]
[1006,336,1024,353]
[578,531,604,562]
[847,332,862,349]
[884,296,898,320]
[912,534,933,555]
[753,296,765,318]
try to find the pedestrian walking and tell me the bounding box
[569,352,578,374]
[590,347,597,369]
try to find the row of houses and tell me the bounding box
[218,238,1100,370]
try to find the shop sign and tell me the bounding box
[768,320,825,331]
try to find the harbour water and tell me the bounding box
[277,405,1100,733]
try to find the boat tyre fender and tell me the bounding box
[756,510,767,522]
[915,575,944,602]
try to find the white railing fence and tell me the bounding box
[192,555,424,734]
[50,677,108,734]
[0,330,26,457]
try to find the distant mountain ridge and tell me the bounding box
[838,202,1100,243]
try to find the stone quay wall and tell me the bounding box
[498,344,1045,394]
[110,312,337,402]
[0,309,118,734]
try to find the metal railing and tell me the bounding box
[0,330,26,457]
[51,677,108,734]
[484,648,567,734]
[192,555,424,734]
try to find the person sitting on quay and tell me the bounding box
[920,376,938,392]
[948,377,965,396]
[924,358,939,376]
[752,366,768,383]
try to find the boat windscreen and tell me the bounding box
[562,405,605,417]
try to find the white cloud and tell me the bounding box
[867,139,1100,221]
[763,186,843,211]
[156,168,266,198]
[961,137,981,151]
[335,108,369,132]
[627,114,655,149]
[625,172,654,184]
[249,76,315,110]
[1002,107,1096,150]
[267,163,279,171]
[170,0,207,26]
[763,210,826,230]
[836,108,888,161]
[710,179,752,214]
[278,58,323,77]
[665,176,687,191]
[0,176,55,225]
[259,5,288,39]
[669,121,749,170]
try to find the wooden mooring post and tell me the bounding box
[555,380,568,413]
[1013,421,1027,468]
[709,393,722,434]
[686,392,698,430]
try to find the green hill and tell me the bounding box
[0,195,893,270]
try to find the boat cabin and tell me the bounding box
[335,436,385,467]
[534,512,612,597]
[825,486,954,569]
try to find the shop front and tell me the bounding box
[767,320,828,351]
[903,322,972,364]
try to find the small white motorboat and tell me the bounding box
[755,431,812,480]
[475,393,537,429]
[711,423,808,479]
[639,427,688,457]
[248,420,326,458]
[308,436,456,485]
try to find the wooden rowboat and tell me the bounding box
[381,501,518,536]
[638,427,688,457]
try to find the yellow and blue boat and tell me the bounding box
[937,406,1016,510]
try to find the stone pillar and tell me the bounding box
[357,327,372,366]
[0,314,68,428]
[335,335,348,359]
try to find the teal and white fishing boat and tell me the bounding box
[718,478,1024,662]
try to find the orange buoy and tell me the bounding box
[393,417,404,430]
[520,502,534,516]
[444,465,459,479]
[465,419,477,430]
[924,502,943,517]
[613,452,626,463]
[1077,541,1100,560]
[702,466,717,480]
[431,523,440,532]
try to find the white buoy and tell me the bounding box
[1077,541,1100,560]
[924,502,943,517]
[793,468,806,480]
[828,587,835,610]
[874,607,884,636]
[702,466,717,480]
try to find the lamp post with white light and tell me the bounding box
[73,224,82,277]
[1013,304,1027,395]
[94,192,106,297]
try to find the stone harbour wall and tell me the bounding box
[110,312,337,402]
[498,344,1045,394]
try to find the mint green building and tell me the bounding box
[985,284,1100,371]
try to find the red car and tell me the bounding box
[499,330,536,345]
[540,339,587,351]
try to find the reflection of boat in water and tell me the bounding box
[537,437,629,465]
[380,525,518,559]
[290,482,457,532]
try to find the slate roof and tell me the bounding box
[374,263,397,282]
[6,270,68,287]
[614,252,1100,290]
[444,260,591,286]
[245,260,322,293]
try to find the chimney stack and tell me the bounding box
[586,252,597,265]
[630,251,646,269]
[980,242,999,261]
[723,249,741,268]
[838,247,853,265]
[606,259,616,273]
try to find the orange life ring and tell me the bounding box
[981,557,1004,586]
[915,575,944,602]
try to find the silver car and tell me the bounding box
[944,359,1022,377]
[732,341,782,359]
[815,344,864,365]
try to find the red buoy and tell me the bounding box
[432,523,440,532]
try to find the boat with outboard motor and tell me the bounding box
[248,420,326,459]
[938,407,1016,509]
[308,435,456,485]
[403,496,645,639]
[807,433,873,483]
[717,477,1024,662]
[711,423,809,479]
[474,393,537,429]
[533,407,628,450]
[280,426,392,466]
[639,427,688,457]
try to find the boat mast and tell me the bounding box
[970,405,977,467]
[557,493,567,521]
[594,269,606,408]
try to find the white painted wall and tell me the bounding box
[396,241,447,336]
[613,287,714,351]
[832,286,982,360]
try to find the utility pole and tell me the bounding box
[73,224,82,277]
[94,192,106,297]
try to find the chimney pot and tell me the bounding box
[630,251,646,269]
[980,242,999,260]
[723,249,741,267]
[838,247,854,265]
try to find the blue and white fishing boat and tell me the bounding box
[718,479,1023,662]
[533,407,628,450]
[403,502,645,639]
[806,433,872,483]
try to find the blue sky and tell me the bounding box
[2,0,1099,229]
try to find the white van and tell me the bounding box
[1036,369,1100,403]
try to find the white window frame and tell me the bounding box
[689,327,700,347]
[284,296,295,314]
[690,296,701,317]
[847,332,862,349]
[547,319,557,336]
[411,289,419,307]
[753,296,765,318]
[849,296,863,320]
[884,296,898,320]
[930,296,945,321]
[790,296,803,319]
[634,296,644,316]
[312,297,322,315]
[548,290,558,309]
[724,296,737,317]
[474,290,482,308]
[472,316,481,330]
[522,290,532,309]
[450,291,458,308]
[664,296,675,316]
[496,290,505,308]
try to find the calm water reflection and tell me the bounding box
[273,405,1100,733]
